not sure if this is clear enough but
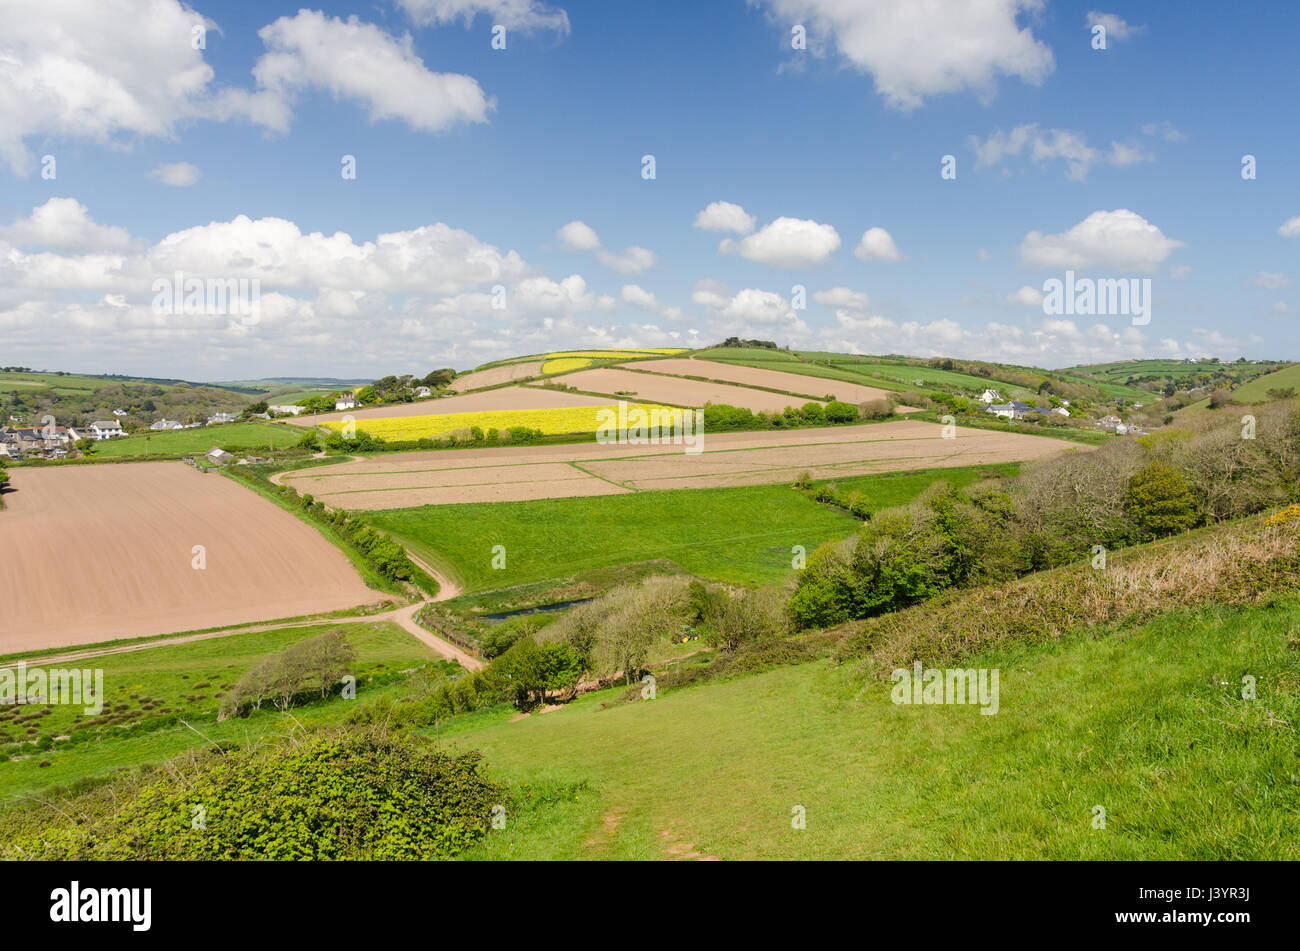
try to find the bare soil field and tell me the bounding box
[628,357,898,404]
[447,360,544,392]
[529,367,822,412]
[279,420,1081,510]
[275,385,614,426]
[0,463,381,651]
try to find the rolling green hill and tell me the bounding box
[1230,363,1300,402]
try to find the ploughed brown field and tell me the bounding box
[272,385,614,426]
[0,463,381,652]
[277,420,1084,511]
[446,360,544,392]
[528,366,827,412]
[628,357,901,405]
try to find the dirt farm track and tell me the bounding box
[0,463,380,651]
[277,420,1085,510]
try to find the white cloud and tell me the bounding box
[693,201,756,234]
[1006,285,1044,307]
[813,287,870,311]
[0,0,287,174]
[558,220,655,274]
[596,246,656,275]
[1019,209,1184,272]
[557,220,601,251]
[721,217,841,269]
[854,227,902,263]
[252,11,493,134]
[970,124,1153,181]
[1252,271,1292,290]
[620,284,659,310]
[1279,217,1300,238]
[1086,11,1145,42]
[1140,120,1185,142]
[0,198,132,252]
[396,0,571,32]
[758,0,1054,110]
[148,162,202,187]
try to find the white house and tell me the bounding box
[112,408,128,417]
[978,389,1003,404]
[334,395,359,410]
[89,420,124,440]
[150,418,183,431]
[1052,407,1070,417]
[207,412,239,425]
[414,386,432,398]
[269,404,305,416]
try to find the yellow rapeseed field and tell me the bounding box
[543,348,686,359]
[323,403,678,441]
[541,357,593,375]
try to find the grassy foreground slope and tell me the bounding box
[1232,363,1300,402]
[451,595,1300,860]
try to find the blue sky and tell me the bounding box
[1,0,1297,379]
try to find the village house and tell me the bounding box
[984,400,1031,420]
[206,447,235,467]
[150,418,183,431]
[268,404,304,416]
[334,393,359,411]
[978,389,1003,404]
[1098,415,1123,431]
[88,420,124,440]
[207,412,239,425]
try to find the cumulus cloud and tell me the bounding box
[620,284,659,310]
[1279,216,1300,238]
[693,201,756,234]
[758,0,1054,109]
[148,162,202,187]
[0,0,280,174]
[854,227,903,263]
[813,287,870,311]
[970,124,1154,181]
[1006,285,1044,307]
[251,11,493,134]
[1140,120,1185,142]
[721,217,841,269]
[596,246,656,275]
[396,0,571,32]
[0,198,132,252]
[1019,209,1184,272]
[557,220,601,251]
[557,220,655,274]
[1086,11,1145,42]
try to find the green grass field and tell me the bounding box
[0,621,442,799]
[367,483,860,593]
[365,464,1018,594]
[93,422,304,458]
[450,596,1300,859]
[832,361,1028,395]
[1231,363,1300,402]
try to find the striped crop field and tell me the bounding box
[324,402,678,441]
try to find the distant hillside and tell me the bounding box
[1230,363,1300,403]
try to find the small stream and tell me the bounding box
[477,598,594,624]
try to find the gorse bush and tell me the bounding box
[0,729,503,860]
[1124,460,1200,538]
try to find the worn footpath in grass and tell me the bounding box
[453,597,1300,860]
